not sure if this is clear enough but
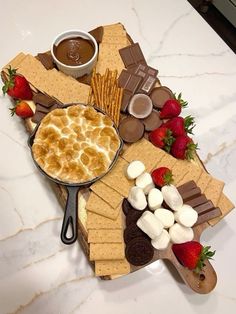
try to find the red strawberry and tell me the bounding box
[160,93,188,119]
[2,66,33,100]
[149,127,174,152]
[162,116,195,137]
[10,101,34,118]
[172,241,215,273]
[171,134,198,160]
[151,167,173,187]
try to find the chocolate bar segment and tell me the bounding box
[185,194,208,207]
[194,207,222,226]
[31,111,47,124]
[181,187,201,202]
[194,201,215,215]
[177,180,197,194]
[119,43,147,69]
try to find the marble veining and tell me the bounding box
[0,0,236,313]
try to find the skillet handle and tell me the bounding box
[61,186,79,245]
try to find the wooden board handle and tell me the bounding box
[158,222,217,294]
[165,249,217,294]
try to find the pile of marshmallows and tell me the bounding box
[126,161,198,250]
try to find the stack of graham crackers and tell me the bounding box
[86,158,134,276]
[96,23,130,75]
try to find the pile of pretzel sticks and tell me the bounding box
[88,68,123,125]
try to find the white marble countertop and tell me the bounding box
[0,0,236,313]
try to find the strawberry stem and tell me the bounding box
[174,92,188,108]
[186,142,198,160]
[195,246,215,273]
[164,129,175,153]
[163,170,173,185]
[184,115,196,134]
[2,66,16,95]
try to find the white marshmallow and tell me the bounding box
[169,223,194,244]
[154,208,175,228]
[126,160,145,180]
[128,186,147,210]
[137,211,164,239]
[148,188,163,210]
[161,185,183,211]
[174,204,198,227]
[151,229,170,250]
[136,172,155,194]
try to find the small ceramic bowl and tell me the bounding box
[51,29,98,78]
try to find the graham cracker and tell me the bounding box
[204,178,224,207]
[90,243,125,261]
[102,36,129,45]
[196,172,212,192]
[177,166,203,186]
[156,153,178,170]
[95,259,130,276]
[88,229,123,243]
[86,192,121,220]
[91,180,123,208]
[101,158,133,197]
[96,43,126,75]
[209,193,235,225]
[122,138,166,172]
[86,210,123,230]
[103,23,127,38]
[3,52,27,71]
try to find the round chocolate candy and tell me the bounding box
[125,237,154,266]
[142,110,162,131]
[124,223,148,244]
[128,94,153,119]
[150,86,174,109]
[118,117,145,143]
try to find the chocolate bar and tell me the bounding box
[33,93,57,108]
[37,53,55,70]
[118,70,142,112]
[130,64,157,94]
[118,70,142,93]
[178,181,222,226]
[119,43,147,69]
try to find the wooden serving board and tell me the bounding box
[1,22,233,294]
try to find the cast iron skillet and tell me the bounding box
[28,103,123,245]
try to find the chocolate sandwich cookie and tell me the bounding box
[122,198,135,216]
[125,237,154,266]
[118,117,145,143]
[124,223,147,244]
[150,86,174,109]
[142,110,162,131]
[126,210,143,226]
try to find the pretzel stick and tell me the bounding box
[91,78,99,107]
[115,88,123,125]
[87,86,93,105]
